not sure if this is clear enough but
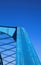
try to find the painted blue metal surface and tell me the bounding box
[0,27,16,36]
[17,27,40,65]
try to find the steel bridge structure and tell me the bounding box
[0,26,41,65]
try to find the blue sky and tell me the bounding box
[0,0,41,61]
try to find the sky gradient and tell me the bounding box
[0,0,41,62]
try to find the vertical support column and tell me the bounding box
[0,54,3,65]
